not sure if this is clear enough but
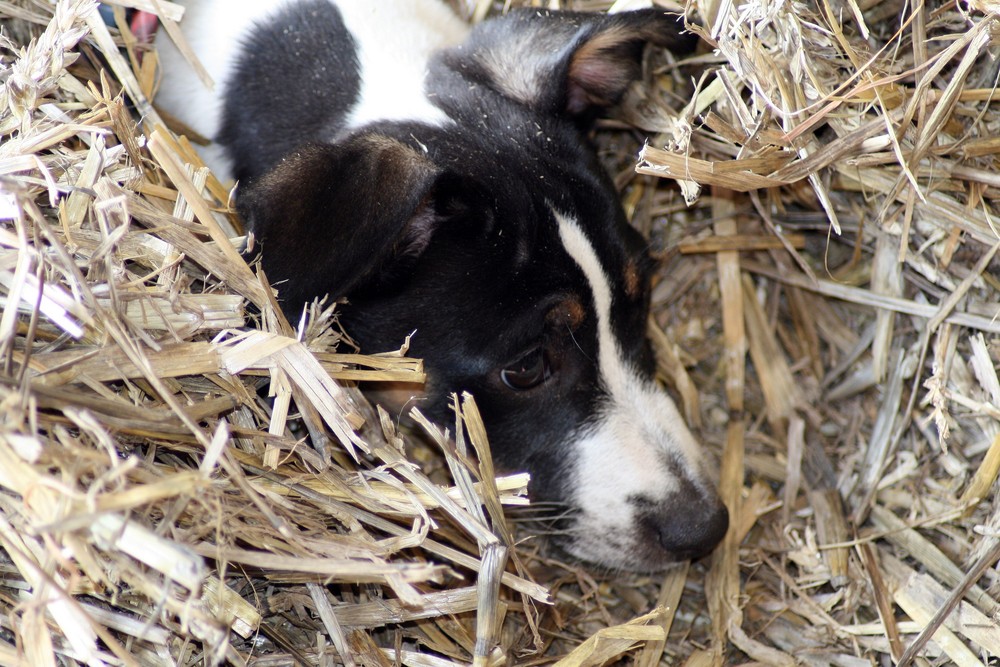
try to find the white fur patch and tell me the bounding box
[479,30,554,110]
[335,1,469,130]
[555,210,709,568]
[155,0,469,178]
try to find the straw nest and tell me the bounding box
[1,0,999,664]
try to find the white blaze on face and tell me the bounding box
[555,210,711,568]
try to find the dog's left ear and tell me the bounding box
[444,9,696,118]
[235,136,446,313]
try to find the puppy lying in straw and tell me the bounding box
[157,0,728,571]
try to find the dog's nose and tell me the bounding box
[650,497,729,561]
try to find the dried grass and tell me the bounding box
[1,0,999,665]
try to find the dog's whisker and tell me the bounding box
[512,502,573,514]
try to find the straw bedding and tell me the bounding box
[1,0,999,665]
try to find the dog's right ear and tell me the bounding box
[443,9,697,120]
[236,135,441,312]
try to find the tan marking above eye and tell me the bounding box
[547,297,586,330]
[623,258,641,300]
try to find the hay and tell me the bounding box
[1,0,999,665]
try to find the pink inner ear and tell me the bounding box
[565,26,638,114]
[397,196,439,260]
[567,57,631,114]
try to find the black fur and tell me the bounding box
[218,0,360,181]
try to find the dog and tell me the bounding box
[156,0,728,572]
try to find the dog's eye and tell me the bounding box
[500,347,552,390]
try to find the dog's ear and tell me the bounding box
[445,9,696,118]
[236,135,442,312]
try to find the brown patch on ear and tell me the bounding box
[623,258,641,299]
[566,26,641,114]
[548,296,587,330]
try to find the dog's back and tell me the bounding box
[157,0,469,180]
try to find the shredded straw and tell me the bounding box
[1,0,999,664]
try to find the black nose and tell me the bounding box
[647,496,729,561]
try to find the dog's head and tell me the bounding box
[237,8,727,571]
